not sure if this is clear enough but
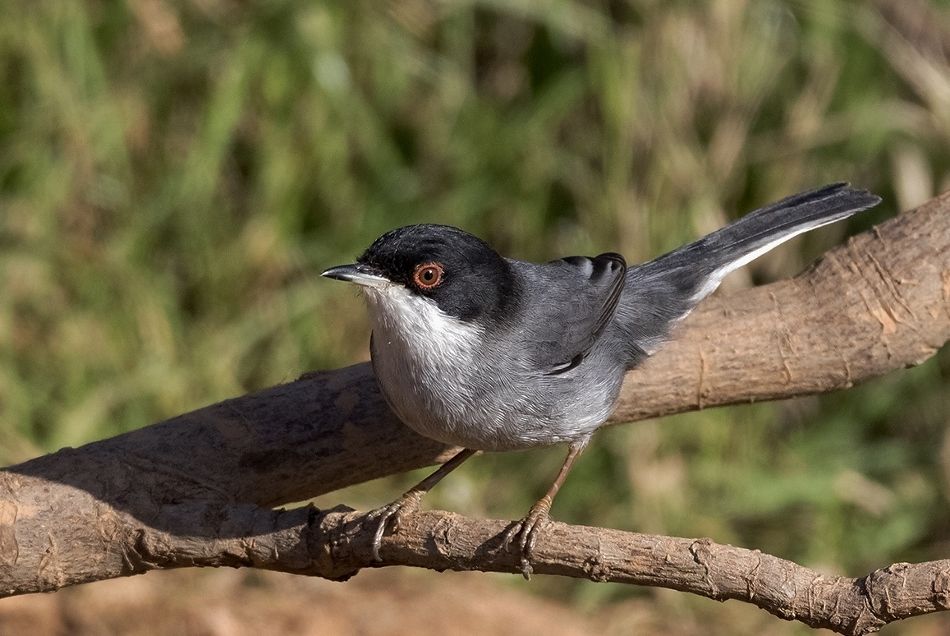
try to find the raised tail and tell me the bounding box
[611,183,882,366]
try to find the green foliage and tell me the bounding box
[2,0,949,627]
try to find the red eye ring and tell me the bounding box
[412,262,444,289]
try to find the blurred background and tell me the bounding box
[1,0,949,633]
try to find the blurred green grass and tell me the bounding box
[2,0,950,631]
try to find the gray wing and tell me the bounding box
[518,252,627,375]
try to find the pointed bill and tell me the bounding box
[321,263,392,289]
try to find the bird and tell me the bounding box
[321,182,881,576]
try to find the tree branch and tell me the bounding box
[73,503,950,634]
[306,509,950,634]
[1,192,948,634]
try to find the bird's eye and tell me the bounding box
[412,262,444,290]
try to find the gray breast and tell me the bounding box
[364,281,625,451]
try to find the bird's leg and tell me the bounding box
[366,447,477,561]
[503,439,589,579]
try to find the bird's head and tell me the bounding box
[322,224,516,330]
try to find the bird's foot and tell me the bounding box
[502,496,552,580]
[365,490,424,561]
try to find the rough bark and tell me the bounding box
[0,192,948,634]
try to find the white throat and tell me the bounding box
[361,284,484,441]
[362,284,483,358]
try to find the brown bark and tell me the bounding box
[0,192,948,634]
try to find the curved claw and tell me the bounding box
[502,497,552,579]
[365,491,423,561]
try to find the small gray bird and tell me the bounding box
[322,182,881,575]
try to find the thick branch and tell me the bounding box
[75,504,950,635]
[318,509,950,634]
[0,192,948,633]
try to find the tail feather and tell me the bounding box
[673,182,882,300]
[612,183,881,366]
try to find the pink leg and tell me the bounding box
[503,439,589,578]
[368,448,477,561]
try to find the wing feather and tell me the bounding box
[530,252,627,375]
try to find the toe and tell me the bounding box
[371,506,397,561]
[501,520,524,552]
[368,492,426,561]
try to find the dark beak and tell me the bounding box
[321,263,392,289]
